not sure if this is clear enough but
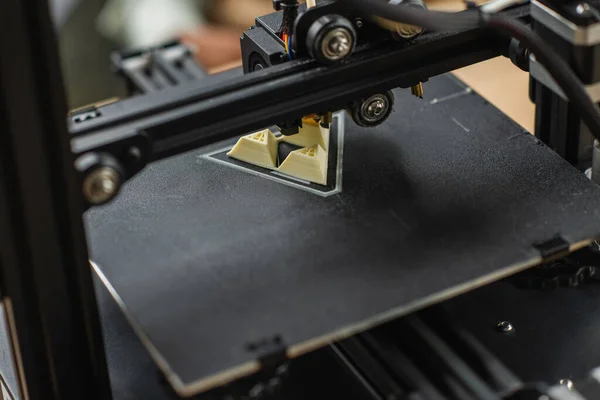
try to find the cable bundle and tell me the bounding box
[343,0,600,139]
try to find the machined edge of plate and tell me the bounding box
[90,238,594,397]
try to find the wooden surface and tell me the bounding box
[425,0,535,132]
[454,58,535,133]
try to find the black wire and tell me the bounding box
[278,1,300,36]
[586,3,600,23]
[343,0,600,140]
[370,2,481,31]
[483,14,600,140]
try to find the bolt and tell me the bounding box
[367,100,386,118]
[249,383,265,398]
[391,0,426,40]
[275,364,289,375]
[358,94,391,125]
[559,379,574,390]
[394,23,424,39]
[328,37,349,55]
[496,321,514,333]
[321,28,353,61]
[355,18,364,28]
[577,3,590,14]
[83,167,120,205]
[128,146,142,162]
[268,377,281,389]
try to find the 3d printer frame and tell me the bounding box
[69,5,529,209]
[2,0,592,398]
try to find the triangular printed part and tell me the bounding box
[280,123,330,152]
[277,144,328,185]
[227,129,278,169]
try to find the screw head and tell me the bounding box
[367,100,386,118]
[355,18,364,28]
[576,3,590,14]
[128,146,142,162]
[559,379,574,390]
[83,167,121,205]
[249,383,265,398]
[394,23,424,39]
[321,27,353,61]
[390,0,426,40]
[275,364,289,375]
[268,377,281,389]
[358,94,391,125]
[496,321,514,333]
[328,36,349,55]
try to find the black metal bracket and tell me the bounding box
[110,41,206,96]
[246,335,288,370]
[291,0,427,60]
[0,0,112,398]
[70,5,529,209]
[533,235,570,261]
[508,242,600,290]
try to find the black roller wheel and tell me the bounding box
[306,14,357,64]
[348,91,395,128]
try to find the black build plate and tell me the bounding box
[86,74,600,397]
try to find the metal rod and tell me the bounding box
[592,139,600,184]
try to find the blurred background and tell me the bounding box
[52,0,534,131]
[53,0,275,108]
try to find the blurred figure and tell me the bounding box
[96,0,462,71]
[97,0,273,70]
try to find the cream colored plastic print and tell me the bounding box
[227,121,330,185]
[226,129,278,169]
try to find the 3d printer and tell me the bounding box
[3,0,600,399]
